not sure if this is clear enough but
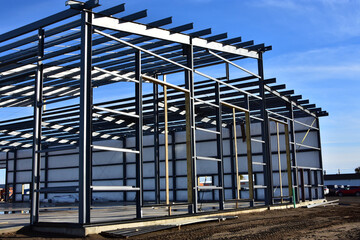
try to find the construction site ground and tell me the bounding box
[0,196,359,239]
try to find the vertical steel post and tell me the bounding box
[289,104,300,202]
[5,152,9,202]
[215,82,224,210]
[44,146,49,200]
[30,28,45,225]
[315,118,325,199]
[153,78,160,204]
[225,63,230,81]
[300,168,305,202]
[257,51,273,206]
[314,171,319,199]
[122,137,127,202]
[135,50,143,218]
[244,95,254,206]
[171,131,177,202]
[79,10,93,225]
[227,61,236,200]
[284,124,293,201]
[163,75,171,214]
[233,109,240,207]
[228,125,236,200]
[13,150,17,202]
[276,123,283,203]
[308,170,313,201]
[184,43,197,214]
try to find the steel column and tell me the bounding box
[215,82,224,210]
[184,43,197,214]
[284,124,293,201]
[316,118,325,198]
[122,137,127,202]
[308,169,313,201]
[314,171,319,199]
[153,80,160,204]
[4,152,9,202]
[171,131,177,202]
[44,146,49,200]
[245,95,254,206]
[276,123,283,203]
[257,51,273,205]
[79,10,93,225]
[228,125,236,199]
[30,28,45,225]
[135,49,143,218]
[300,168,305,202]
[12,150,17,202]
[289,104,300,202]
[233,109,240,207]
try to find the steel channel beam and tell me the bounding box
[0,8,81,44]
[91,13,259,59]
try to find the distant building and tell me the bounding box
[324,174,360,186]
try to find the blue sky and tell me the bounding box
[0,0,359,184]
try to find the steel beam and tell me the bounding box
[0,8,80,44]
[92,14,259,59]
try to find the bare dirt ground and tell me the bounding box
[1,197,359,240]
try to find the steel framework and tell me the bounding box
[0,1,328,226]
